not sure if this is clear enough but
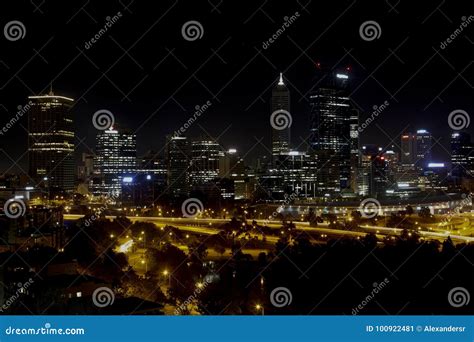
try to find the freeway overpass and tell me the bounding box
[64,215,474,243]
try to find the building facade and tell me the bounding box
[28,92,75,192]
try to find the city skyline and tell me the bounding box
[0,0,472,320]
[0,1,472,172]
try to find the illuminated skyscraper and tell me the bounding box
[166,135,190,197]
[415,129,432,167]
[28,91,75,192]
[93,127,137,196]
[400,133,416,166]
[451,131,473,180]
[190,138,224,186]
[309,71,358,193]
[271,73,291,159]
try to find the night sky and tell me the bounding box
[0,0,472,172]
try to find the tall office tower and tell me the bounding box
[189,138,224,186]
[219,149,245,178]
[139,151,167,183]
[451,132,473,179]
[28,91,75,192]
[78,153,94,181]
[357,145,388,198]
[309,71,358,193]
[218,149,247,200]
[349,111,360,193]
[400,132,416,166]
[165,135,190,197]
[271,73,291,159]
[93,127,137,196]
[415,129,432,167]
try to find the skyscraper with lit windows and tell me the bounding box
[415,129,432,167]
[28,90,75,192]
[271,73,291,159]
[93,127,137,196]
[166,135,190,197]
[309,71,358,194]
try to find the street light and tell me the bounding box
[255,304,264,315]
[163,269,171,287]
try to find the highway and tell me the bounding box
[64,214,474,243]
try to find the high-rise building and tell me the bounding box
[415,129,432,167]
[165,136,190,197]
[400,132,416,166]
[189,138,224,186]
[93,127,137,196]
[78,153,94,181]
[309,71,358,193]
[451,132,473,179]
[357,145,388,197]
[271,73,291,159]
[28,91,75,192]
